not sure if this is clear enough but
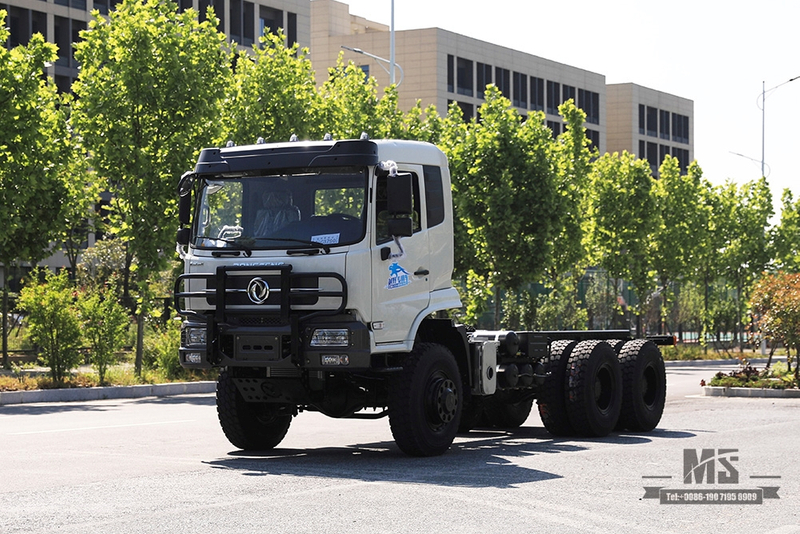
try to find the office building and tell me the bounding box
[312,0,608,152]
[606,83,694,175]
[1,0,309,92]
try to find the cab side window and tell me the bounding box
[375,172,421,244]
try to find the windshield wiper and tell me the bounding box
[251,237,331,254]
[199,237,253,257]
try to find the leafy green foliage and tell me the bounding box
[142,320,182,380]
[17,270,83,384]
[715,178,773,347]
[222,31,317,145]
[771,189,800,272]
[442,86,558,326]
[77,288,130,384]
[585,151,657,331]
[751,272,800,379]
[0,11,71,268]
[652,158,707,329]
[549,100,594,279]
[76,238,130,297]
[315,55,381,139]
[72,0,231,280]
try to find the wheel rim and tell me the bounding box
[594,364,614,414]
[426,371,458,431]
[641,364,658,407]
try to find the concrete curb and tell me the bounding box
[664,357,786,367]
[703,386,800,398]
[0,381,216,406]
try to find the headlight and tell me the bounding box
[309,328,349,347]
[185,327,207,346]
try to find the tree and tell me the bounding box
[585,151,658,333]
[441,86,558,327]
[751,272,800,378]
[0,11,71,368]
[221,31,317,145]
[534,100,595,329]
[690,179,723,351]
[315,55,382,140]
[652,158,706,333]
[549,100,594,280]
[71,0,231,373]
[716,178,773,350]
[17,270,83,384]
[57,131,104,275]
[772,189,800,273]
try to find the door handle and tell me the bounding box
[414,269,429,276]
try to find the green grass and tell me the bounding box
[0,362,218,392]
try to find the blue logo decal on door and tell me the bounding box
[386,262,410,290]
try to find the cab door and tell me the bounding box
[371,166,430,345]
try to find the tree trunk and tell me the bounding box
[2,280,8,370]
[135,311,144,376]
[493,286,501,330]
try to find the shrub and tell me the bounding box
[78,288,130,385]
[17,269,83,384]
[143,319,182,380]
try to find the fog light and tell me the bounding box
[185,327,206,346]
[321,354,350,366]
[310,328,349,347]
[185,352,203,364]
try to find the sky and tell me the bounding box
[335,0,799,219]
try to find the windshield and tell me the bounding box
[194,167,367,250]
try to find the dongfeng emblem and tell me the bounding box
[247,277,270,304]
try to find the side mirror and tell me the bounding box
[387,173,413,215]
[387,217,413,238]
[179,193,192,226]
[176,227,191,246]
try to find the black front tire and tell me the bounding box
[216,371,292,450]
[617,340,666,431]
[389,343,463,456]
[565,340,622,437]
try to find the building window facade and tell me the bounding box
[672,113,689,144]
[447,54,454,93]
[495,67,510,98]
[646,106,658,137]
[530,76,544,111]
[578,89,600,124]
[456,57,473,97]
[546,80,560,114]
[476,62,491,99]
[513,71,527,108]
[563,84,576,104]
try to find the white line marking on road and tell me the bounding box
[7,419,195,435]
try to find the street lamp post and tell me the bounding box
[341,45,404,87]
[390,0,395,86]
[759,75,800,178]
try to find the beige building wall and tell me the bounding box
[606,83,694,175]
[311,0,607,153]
